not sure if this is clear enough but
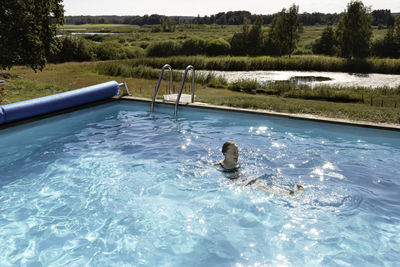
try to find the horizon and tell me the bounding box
[63,0,400,17]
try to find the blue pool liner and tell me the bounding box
[0,81,120,125]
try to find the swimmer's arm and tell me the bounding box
[213,160,223,166]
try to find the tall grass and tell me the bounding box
[197,90,400,123]
[95,61,228,86]
[113,56,400,74]
[95,60,400,107]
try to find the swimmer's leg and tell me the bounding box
[249,180,290,195]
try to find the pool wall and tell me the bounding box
[0,81,120,125]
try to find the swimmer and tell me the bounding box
[214,141,240,172]
[214,141,304,195]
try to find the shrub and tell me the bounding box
[123,47,146,59]
[228,79,258,93]
[84,34,105,42]
[204,39,231,56]
[181,38,206,55]
[147,41,183,57]
[50,36,96,63]
[205,73,228,88]
[96,41,127,60]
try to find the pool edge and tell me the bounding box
[2,95,399,132]
[122,96,400,131]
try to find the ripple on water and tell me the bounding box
[1,102,400,265]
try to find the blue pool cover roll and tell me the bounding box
[0,81,120,125]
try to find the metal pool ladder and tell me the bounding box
[174,65,195,117]
[151,64,173,112]
[118,82,130,96]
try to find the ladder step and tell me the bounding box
[164,94,192,103]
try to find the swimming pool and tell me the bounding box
[1,100,399,266]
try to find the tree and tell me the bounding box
[230,18,250,56]
[247,16,264,55]
[312,26,337,55]
[267,4,303,56]
[49,36,96,63]
[371,9,394,26]
[0,0,64,71]
[160,17,176,32]
[372,16,400,58]
[335,1,372,58]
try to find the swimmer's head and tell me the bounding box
[222,141,239,164]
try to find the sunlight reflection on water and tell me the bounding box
[197,70,400,88]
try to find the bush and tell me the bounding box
[123,47,146,59]
[84,34,105,42]
[194,72,228,87]
[50,36,96,63]
[205,73,228,88]
[96,41,127,60]
[147,41,183,57]
[228,79,258,93]
[181,38,206,55]
[203,39,231,56]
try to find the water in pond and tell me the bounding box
[197,70,400,88]
[0,101,399,266]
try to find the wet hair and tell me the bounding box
[222,141,236,154]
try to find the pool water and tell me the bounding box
[0,100,399,266]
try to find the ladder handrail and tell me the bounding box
[151,64,173,112]
[174,65,195,117]
[118,82,130,96]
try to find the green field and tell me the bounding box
[59,24,388,55]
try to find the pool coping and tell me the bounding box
[122,96,400,131]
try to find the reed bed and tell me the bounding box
[95,60,400,107]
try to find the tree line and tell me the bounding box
[312,2,400,58]
[145,2,400,59]
[65,9,396,27]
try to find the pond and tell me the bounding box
[56,32,118,38]
[197,70,400,88]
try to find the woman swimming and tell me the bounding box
[214,141,304,195]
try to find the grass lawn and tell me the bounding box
[1,61,399,124]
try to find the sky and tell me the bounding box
[63,0,400,16]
